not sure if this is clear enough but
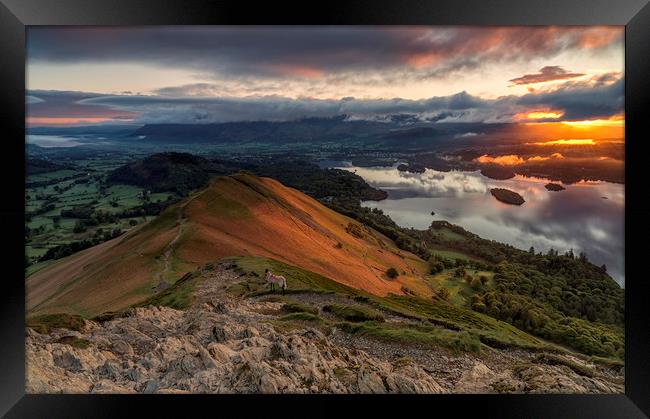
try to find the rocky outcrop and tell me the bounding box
[25,265,623,394]
[27,308,446,394]
[26,266,447,394]
[453,359,623,394]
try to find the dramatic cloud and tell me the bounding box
[26,71,623,126]
[509,66,585,85]
[27,26,622,83]
[68,91,493,124]
[513,77,623,120]
[25,27,624,126]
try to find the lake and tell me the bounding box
[334,163,625,286]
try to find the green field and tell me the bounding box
[25,154,174,268]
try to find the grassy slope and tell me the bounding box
[121,255,547,354]
[27,204,179,316]
[27,173,429,316]
[25,253,568,356]
[230,256,546,351]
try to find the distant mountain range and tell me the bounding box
[26,116,511,149]
[127,117,502,147]
[130,116,389,143]
[28,125,138,137]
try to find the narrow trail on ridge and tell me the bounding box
[154,194,198,292]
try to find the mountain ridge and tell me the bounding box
[27,173,429,317]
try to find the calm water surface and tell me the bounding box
[334,163,624,286]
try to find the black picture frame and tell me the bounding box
[2,1,649,417]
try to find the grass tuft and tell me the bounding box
[56,335,91,349]
[281,301,319,315]
[134,271,199,310]
[336,321,481,354]
[322,304,385,322]
[535,353,595,378]
[278,312,324,322]
[27,313,85,334]
[589,355,625,369]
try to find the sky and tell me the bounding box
[26,26,624,133]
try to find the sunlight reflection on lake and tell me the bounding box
[336,163,625,287]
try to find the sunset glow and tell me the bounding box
[515,121,623,143]
[475,152,568,166]
[475,155,525,166]
[561,117,624,128]
[536,139,596,146]
[26,117,128,125]
[515,111,564,121]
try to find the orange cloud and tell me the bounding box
[475,154,525,166]
[268,64,325,79]
[527,155,550,162]
[509,66,585,86]
[514,110,564,121]
[405,52,440,69]
[576,27,622,48]
[475,152,567,166]
[26,117,123,125]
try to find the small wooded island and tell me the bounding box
[480,166,516,180]
[397,163,426,173]
[545,183,566,191]
[490,188,525,205]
